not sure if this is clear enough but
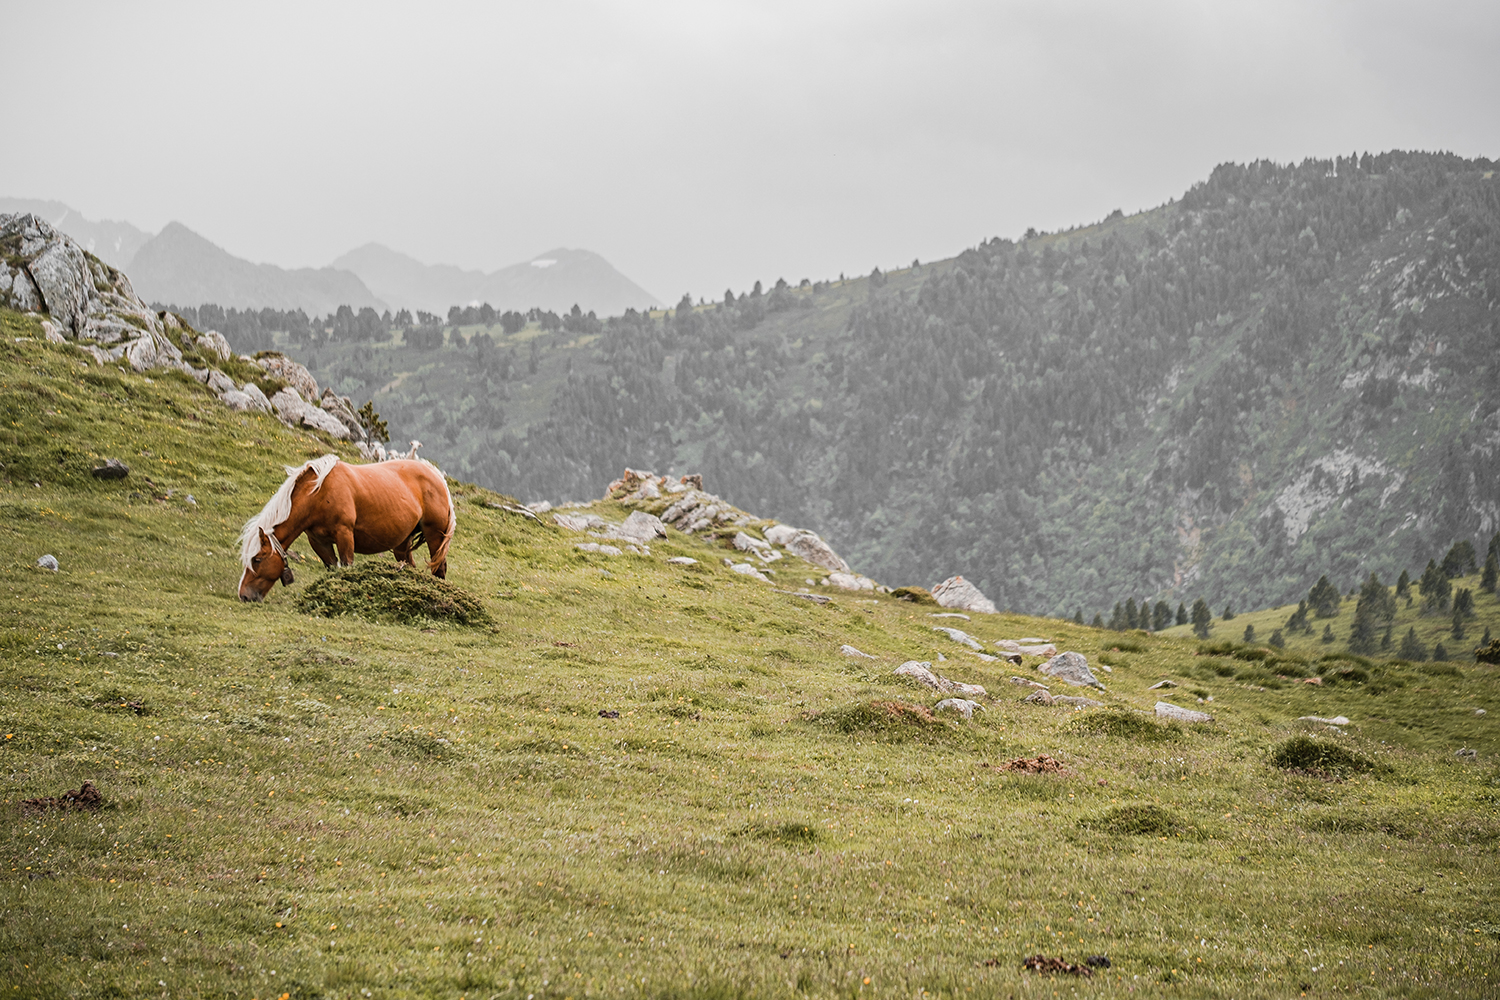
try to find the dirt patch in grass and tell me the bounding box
[997,754,1065,773]
[1270,735,1374,778]
[1066,709,1179,742]
[21,780,103,814]
[294,562,493,628]
[1023,955,1093,977]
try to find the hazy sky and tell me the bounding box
[6,0,1497,302]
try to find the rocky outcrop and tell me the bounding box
[1,213,181,372]
[256,354,320,402]
[931,576,998,614]
[1037,651,1104,689]
[894,661,986,697]
[763,523,850,573]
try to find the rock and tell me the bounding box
[763,523,851,572]
[934,698,980,719]
[1010,676,1049,689]
[36,554,58,572]
[1017,643,1057,657]
[930,612,971,621]
[256,354,319,402]
[1147,679,1178,690]
[195,330,234,362]
[1023,689,1055,706]
[894,661,986,697]
[1053,695,1103,708]
[40,320,65,344]
[679,473,703,491]
[840,644,875,658]
[554,512,607,532]
[932,626,983,650]
[269,387,307,424]
[526,500,553,513]
[206,369,237,395]
[1155,701,1213,723]
[575,542,622,556]
[221,390,254,411]
[239,383,273,413]
[318,390,364,439]
[28,236,93,334]
[301,405,351,439]
[0,262,42,311]
[161,311,181,330]
[608,510,667,543]
[729,562,769,582]
[1297,715,1351,726]
[931,575,997,614]
[733,531,781,561]
[1038,651,1104,689]
[827,571,875,591]
[1456,747,1478,760]
[1477,709,1487,717]
[667,556,698,565]
[91,458,130,479]
[604,467,655,498]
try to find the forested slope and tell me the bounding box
[247,151,1498,619]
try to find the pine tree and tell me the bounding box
[1418,559,1452,613]
[1243,623,1256,643]
[1109,602,1126,631]
[1451,605,1466,641]
[1269,629,1285,649]
[1191,598,1212,639]
[1309,575,1342,617]
[1091,613,1105,628]
[1153,600,1172,632]
[1124,598,1139,630]
[1399,627,1427,661]
[1222,604,1235,621]
[1073,609,1084,625]
[1396,568,1412,603]
[1176,603,1188,626]
[1321,624,1336,644]
[1285,599,1310,633]
[1381,622,1393,650]
[1433,641,1449,662]
[1483,552,1499,594]
[1482,625,1493,647]
[1455,588,1475,619]
[1441,540,1477,578]
[1350,572,1395,654]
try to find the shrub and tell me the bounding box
[294,562,494,628]
[1270,735,1374,777]
[1476,640,1500,666]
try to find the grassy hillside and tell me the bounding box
[2,308,1498,998]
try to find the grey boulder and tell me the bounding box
[764,523,850,573]
[90,458,130,479]
[1155,701,1213,724]
[934,698,981,720]
[1038,651,1104,689]
[36,554,59,572]
[931,575,998,614]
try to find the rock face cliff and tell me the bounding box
[1,213,181,371]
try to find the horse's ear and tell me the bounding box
[280,565,295,586]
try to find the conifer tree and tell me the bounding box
[1441,540,1477,578]
[1191,598,1212,639]
[1176,603,1188,626]
[1483,552,1499,594]
[1396,569,1412,604]
[1381,622,1393,651]
[1309,575,1342,617]
[1321,624,1336,644]
[1091,613,1105,628]
[1418,559,1452,613]
[1269,629,1285,649]
[1124,598,1139,630]
[1451,605,1466,641]
[1109,603,1126,631]
[1152,600,1172,632]
[1222,604,1235,621]
[1243,623,1256,643]
[1073,609,1084,624]
[1433,642,1449,662]
[1399,627,1427,661]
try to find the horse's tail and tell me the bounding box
[427,465,457,574]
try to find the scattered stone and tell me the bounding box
[1155,701,1213,723]
[22,780,103,814]
[1017,643,1057,657]
[733,531,781,562]
[270,386,307,423]
[220,389,254,411]
[36,554,59,572]
[930,575,997,614]
[1476,709,1487,717]
[930,612,971,621]
[526,500,553,513]
[773,589,832,604]
[256,354,319,401]
[1023,689,1055,706]
[730,562,769,582]
[40,319,65,344]
[763,523,851,572]
[1297,715,1351,726]
[840,644,875,658]
[195,330,233,361]
[575,542,622,556]
[1022,955,1092,977]
[300,405,351,439]
[1009,676,1048,689]
[160,311,181,330]
[1038,651,1104,689]
[608,510,667,543]
[827,571,876,591]
[1456,747,1478,760]
[932,626,983,650]
[319,388,365,439]
[1146,679,1178,690]
[1000,754,1064,773]
[1053,695,1103,709]
[555,512,607,532]
[90,458,130,479]
[934,698,981,719]
[598,709,620,719]
[991,650,1023,665]
[894,661,986,697]
[667,556,698,566]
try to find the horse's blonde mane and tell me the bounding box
[238,454,341,567]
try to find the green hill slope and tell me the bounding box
[2,308,1497,997]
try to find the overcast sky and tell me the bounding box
[6,0,1497,302]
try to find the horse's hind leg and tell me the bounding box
[333,525,356,567]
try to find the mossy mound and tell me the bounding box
[1067,709,1179,742]
[810,699,949,740]
[737,820,822,846]
[1269,735,1374,777]
[1083,804,1184,837]
[293,562,493,628]
[890,586,938,606]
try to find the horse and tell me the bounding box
[238,454,456,602]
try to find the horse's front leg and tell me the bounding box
[306,533,339,568]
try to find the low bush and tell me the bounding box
[1269,735,1374,777]
[294,562,494,628]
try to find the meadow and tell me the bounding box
[1,309,1496,998]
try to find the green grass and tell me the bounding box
[1,309,1498,997]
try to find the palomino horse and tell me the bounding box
[238,454,456,602]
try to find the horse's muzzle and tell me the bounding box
[239,589,264,603]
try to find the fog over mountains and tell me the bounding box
[0,198,659,318]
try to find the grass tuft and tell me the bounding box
[1084,803,1183,837]
[1067,709,1179,742]
[292,561,493,627]
[809,699,947,739]
[1269,735,1375,777]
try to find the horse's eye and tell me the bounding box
[252,556,262,565]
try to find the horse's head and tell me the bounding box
[238,528,295,602]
